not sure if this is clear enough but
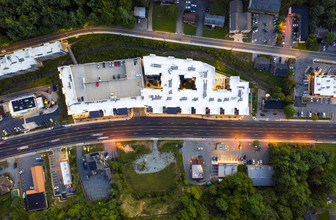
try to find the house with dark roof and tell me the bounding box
[247,165,274,186]
[288,6,309,42]
[248,0,281,15]
[26,192,47,211]
[229,0,251,33]
[273,63,288,77]
[263,99,284,109]
[184,13,196,24]
[82,152,112,180]
[0,175,13,195]
[204,14,225,28]
[254,57,270,71]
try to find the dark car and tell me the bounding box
[243,155,247,160]
[14,162,17,168]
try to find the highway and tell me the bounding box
[0,117,335,159]
[1,26,336,63]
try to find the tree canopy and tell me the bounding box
[0,0,149,45]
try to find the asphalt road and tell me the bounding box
[1,26,336,63]
[1,117,335,160]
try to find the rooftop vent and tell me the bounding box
[188,66,195,71]
[151,64,161,68]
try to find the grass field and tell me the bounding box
[294,42,319,52]
[124,162,177,194]
[317,210,330,220]
[202,27,227,39]
[316,143,336,152]
[82,143,105,156]
[152,4,176,33]
[184,24,197,36]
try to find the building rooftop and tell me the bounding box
[26,192,47,211]
[314,27,329,39]
[218,163,238,177]
[230,0,243,13]
[184,13,196,24]
[247,165,274,186]
[204,14,225,27]
[229,0,251,33]
[0,175,13,195]
[26,166,45,195]
[60,161,72,186]
[134,7,146,18]
[289,6,309,42]
[274,63,288,77]
[254,57,271,70]
[59,55,249,117]
[314,75,336,97]
[248,0,281,14]
[192,164,203,179]
[264,99,284,109]
[0,41,66,78]
[83,152,112,180]
[9,95,36,114]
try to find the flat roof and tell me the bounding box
[264,100,284,109]
[289,6,309,42]
[26,166,45,195]
[64,58,143,102]
[314,75,336,97]
[247,165,274,186]
[26,192,47,211]
[10,95,36,113]
[192,164,203,179]
[218,164,238,177]
[59,55,249,116]
[60,161,72,185]
[134,7,146,18]
[0,41,66,77]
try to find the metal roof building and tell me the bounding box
[218,163,238,178]
[314,75,336,97]
[248,0,281,15]
[247,165,274,186]
[204,14,225,27]
[60,161,72,185]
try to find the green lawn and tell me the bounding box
[317,210,330,220]
[152,4,176,33]
[210,0,228,16]
[184,24,197,36]
[294,42,319,52]
[124,162,178,195]
[82,143,105,156]
[0,193,12,219]
[0,160,9,168]
[316,143,336,152]
[202,27,228,39]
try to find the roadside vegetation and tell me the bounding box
[184,24,197,36]
[0,0,151,46]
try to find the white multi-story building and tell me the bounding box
[59,55,250,118]
[0,41,67,79]
[314,75,336,97]
[8,94,44,117]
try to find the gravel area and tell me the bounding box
[133,139,174,174]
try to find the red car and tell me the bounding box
[262,110,268,112]
[114,61,118,66]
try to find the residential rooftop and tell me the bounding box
[247,165,274,186]
[248,0,281,14]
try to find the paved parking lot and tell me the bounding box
[294,57,336,120]
[76,146,111,201]
[182,140,213,184]
[18,154,45,193]
[240,141,270,165]
[252,14,276,45]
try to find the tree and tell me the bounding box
[166,4,179,19]
[284,95,295,105]
[283,105,296,118]
[323,32,336,44]
[190,185,202,200]
[216,198,229,212]
[312,115,319,121]
[252,140,260,146]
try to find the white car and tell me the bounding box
[191,4,197,7]
[185,5,191,9]
[19,170,24,174]
[198,147,203,151]
[186,0,191,3]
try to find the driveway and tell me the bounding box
[148,0,153,31]
[196,0,208,36]
[176,1,184,34]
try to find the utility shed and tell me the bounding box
[247,165,274,186]
[192,165,204,179]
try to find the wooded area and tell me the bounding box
[0,0,150,45]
